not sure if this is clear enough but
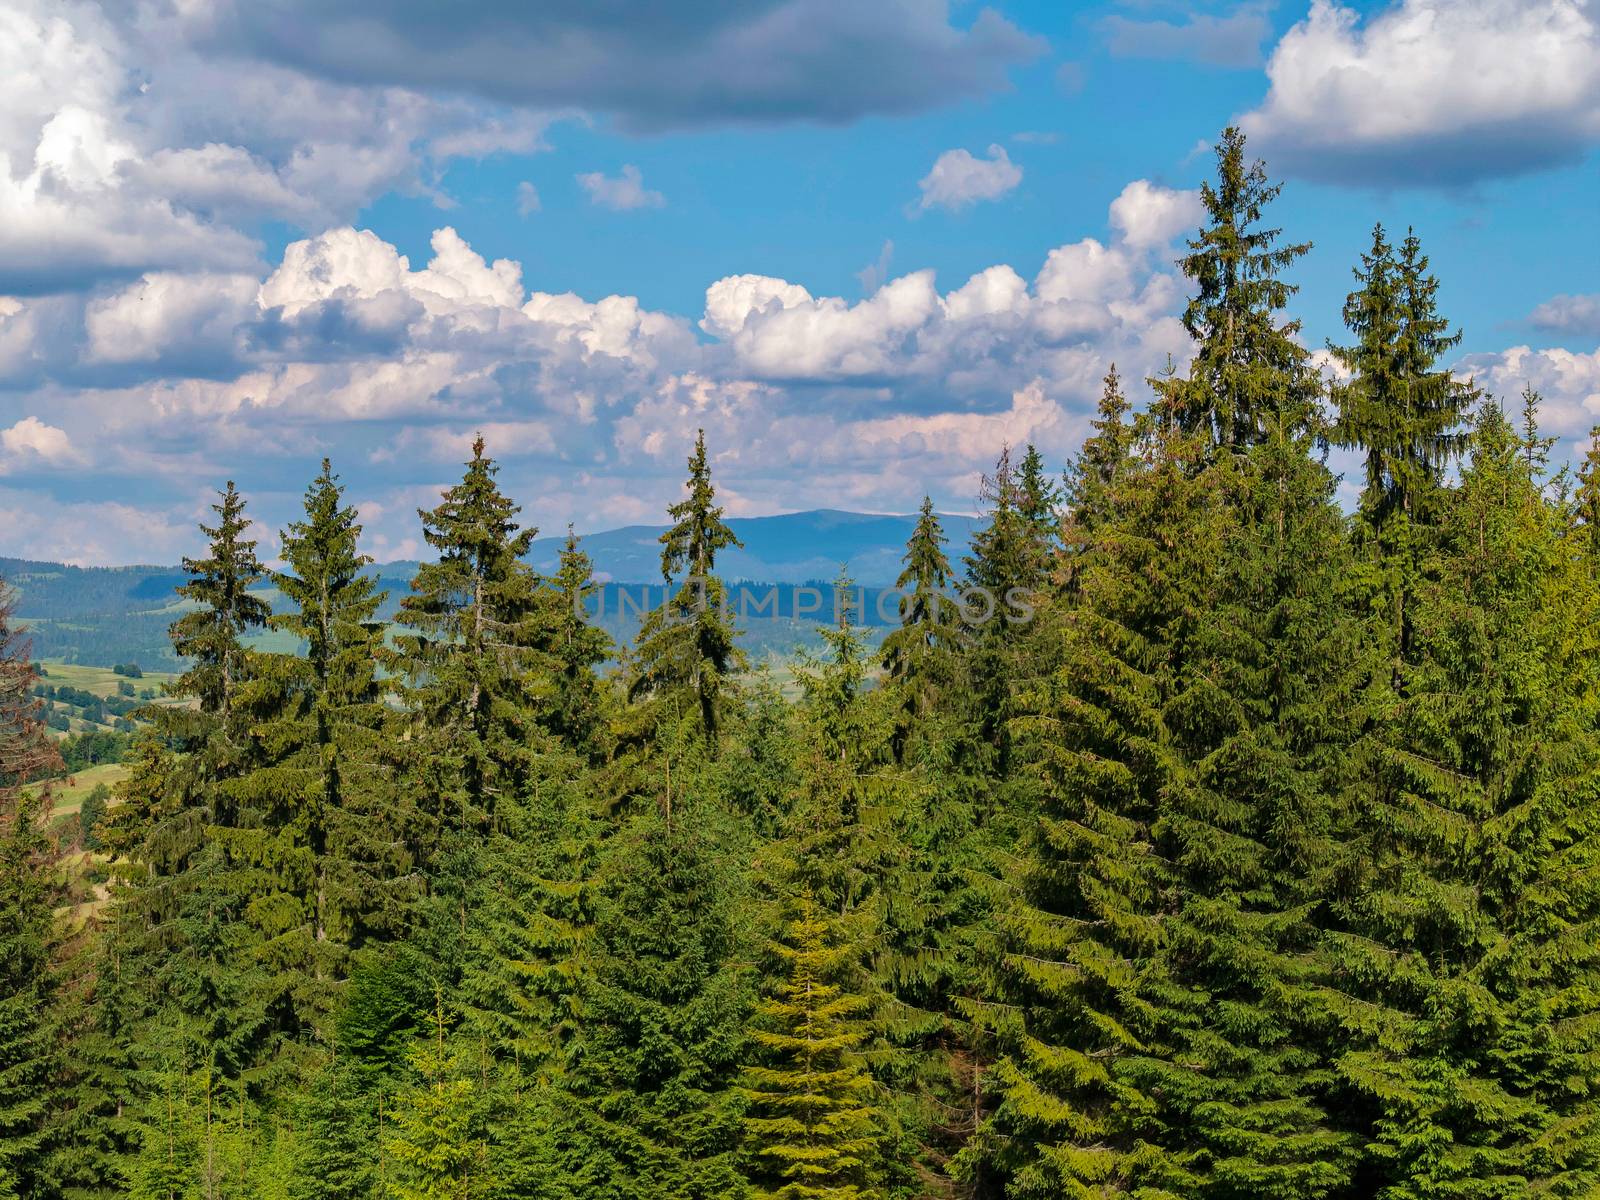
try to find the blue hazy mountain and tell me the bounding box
[527,508,980,585]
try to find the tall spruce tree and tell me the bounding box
[1331,225,1475,674]
[1331,224,1473,527]
[960,447,1043,777]
[1158,127,1315,450]
[971,393,1367,1199]
[170,481,272,730]
[1323,404,1600,1198]
[396,436,549,838]
[964,427,1216,1197]
[541,528,612,759]
[84,485,279,1192]
[1130,417,1364,1199]
[223,460,407,1048]
[0,583,64,1195]
[880,499,960,756]
[630,430,747,750]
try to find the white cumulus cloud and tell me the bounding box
[1108,179,1204,250]
[1241,0,1600,185]
[915,144,1022,212]
[0,415,80,469]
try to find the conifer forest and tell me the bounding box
[9,128,1600,1200]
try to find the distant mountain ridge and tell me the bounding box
[530,508,980,585]
[1,508,982,668]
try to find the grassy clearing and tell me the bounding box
[43,761,129,818]
[36,658,179,700]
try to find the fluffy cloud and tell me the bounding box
[1459,343,1600,438]
[516,181,541,216]
[8,168,1583,568]
[1241,0,1600,185]
[576,165,665,211]
[198,0,1044,131]
[916,144,1022,212]
[85,272,259,365]
[1108,180,1204,250]
[0,416,80,469]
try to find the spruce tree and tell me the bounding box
[630,430,747,750]
[742,890,885,1200]
[971,401,1366,1198]
[1128,416,1363,1199]
[797,572,876,768]
[1330,225,1475,672]
[86,485,279,1188]
[223,460,408,1047]
[1065,364,1136,538]
[542,528,612,759]
[1015,445,1061,587]
[963,447,1027,609]
[965,428,1214,1196]
[0,583,63,1194]
[169,481,272,729]
[123,480,270,867]
[1159,126,1315,450]
[880,499,960,757]
[384,1004,494,1200]
[396,436,549,838]
[560,810,751,1200]
[879,492,1032,1189]
[287,1062,379,1200]
[1330,224,1473,527]
[455,756,599,1081]
[1324,404,1600,1198]
[960,447,1041,777]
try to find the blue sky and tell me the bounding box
[0,0,1597,564]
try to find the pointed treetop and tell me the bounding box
[1161,126,1315,449]
[1331,223,1474,525]
[171,479,270,716]
[659,428,742,583]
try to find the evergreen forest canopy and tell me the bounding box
[7,125,1600,1200]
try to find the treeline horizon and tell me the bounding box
[5,125,1600,1200]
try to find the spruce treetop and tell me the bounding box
[630,429,747,748]
[1067,364,1135,532]
[273,459,384,670]
[1332,223,1474,524]
[1162,126,1315,449]
[659,428,742,583]
[171,480,270,717]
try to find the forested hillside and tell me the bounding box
[6,127,1600,1200]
